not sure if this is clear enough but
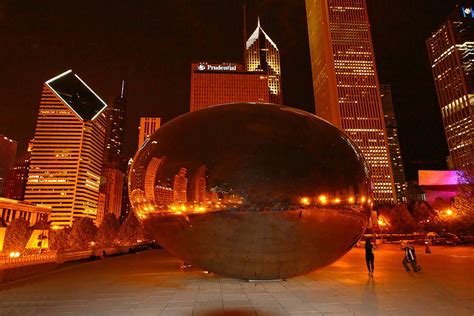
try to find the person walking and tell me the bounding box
[402,242,421,272]
[365,238,376,276]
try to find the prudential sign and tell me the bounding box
[197,63,237,71]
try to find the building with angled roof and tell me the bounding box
[24,70,108,227]
[245,18,282,104]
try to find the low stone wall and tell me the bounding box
[0,246,135,283]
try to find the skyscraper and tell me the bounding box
[3,141,33,200]
[245,18,282,104]
[380,85,408,203]
[97,81,126,224]
[0,135,17,197]
[138,117,161,149]
[190,62,269,112]
[426,5,474,170]
[24,70,108,227]
[306,0,396,204]
[103,80,126,168]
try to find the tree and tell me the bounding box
[97,213,120,247]
[117,212,147,245]
[431,197,451,212]
[378,204,417,233]
[3,218,31,252]
[69,217,97,250]
[49,227,73,251]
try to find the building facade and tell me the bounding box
[138,117,161,149]
[98,81,127,224]
[0,135,18,197]
[24,70,108,227]
[245,19,282,104]
[190,62,270,112]
[306,0,396,204]
[97,167,123,224]
[3,141,33,200]
[103,80,126,168]
[0,197,51,226]
[426,5,474,170]
[380,85,408,203]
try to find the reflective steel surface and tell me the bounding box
[129,103,372,280]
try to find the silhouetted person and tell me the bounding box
[402,243,421,272]
[365,239,375,276]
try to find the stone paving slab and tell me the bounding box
[0,245,472,315]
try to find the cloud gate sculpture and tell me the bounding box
[129,103,372,280]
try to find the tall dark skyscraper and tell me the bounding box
[0,134,18,197]
[98,81,127,223]
[380,85,408,203]
[3,141,33,200]
[306,0,396,204]
[103,80,126,168]
[245,18,282,104]
[426,5,474,170]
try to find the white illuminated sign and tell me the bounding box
[196,63,237,71]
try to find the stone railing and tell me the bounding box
[0,252,58,269]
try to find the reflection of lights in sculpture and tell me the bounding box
[129,103,372,280]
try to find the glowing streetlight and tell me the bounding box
[318,195,328,205]
[300,197,310,205]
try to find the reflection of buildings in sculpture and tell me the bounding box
[144,157,163,203]
[222,193,244,205]
[0,197,51,226]
[426,6,474,169]
[173,168,188,203]
[245,18,282,104]
[138,117,161,149]
[0,134,17,197]
[206,191,219,204]
[305,0,396,204]
[24,70,108,227]
[155,181,173,207]
[192,165,207,203]
[190,62,270,112]
[3,141,33,200]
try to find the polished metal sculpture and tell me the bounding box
[129,103,372,280]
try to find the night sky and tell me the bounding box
[0,0,459,180]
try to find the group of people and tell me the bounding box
[364,239,422,276]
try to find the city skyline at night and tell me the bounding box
[0,0,463,183]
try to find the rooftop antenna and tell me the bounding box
[120,80,125,99]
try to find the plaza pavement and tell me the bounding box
[0,244,472,316]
